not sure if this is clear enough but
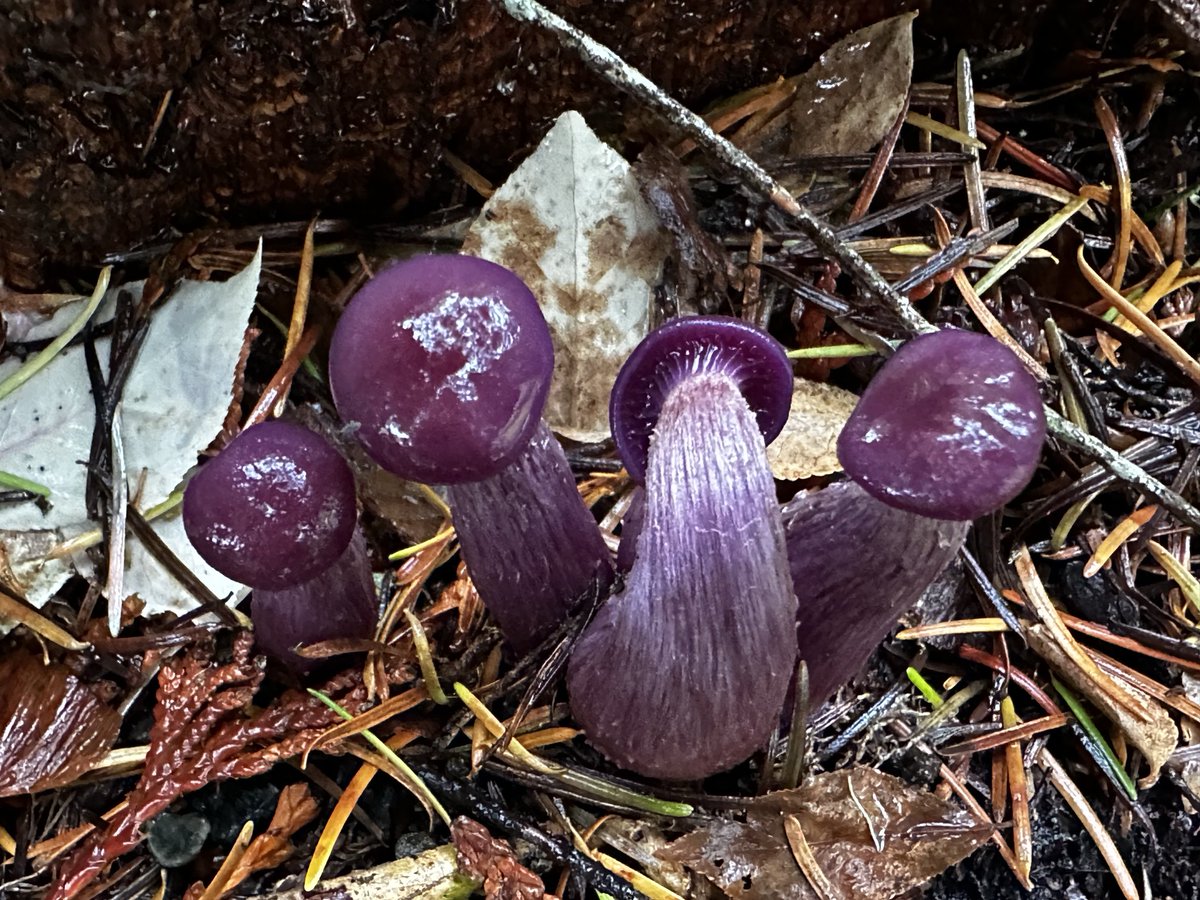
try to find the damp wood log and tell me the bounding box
[0,0,1125,287]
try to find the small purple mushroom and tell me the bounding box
[786,328,1045,706]
[329,255,613,653]
[182,420,377,671]
[568,316,797,780]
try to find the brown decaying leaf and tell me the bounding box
[0,649,120,797]
[659,767,989,900]
[182,783,320,900]
[766,379,858,481]
[47,632,369,900]
[742,13,915,161]
[452,818,550,900]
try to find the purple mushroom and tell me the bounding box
[567,316,797,780]
[329,254,613,653]
[786,328,1045,707]
[183,420,377,671]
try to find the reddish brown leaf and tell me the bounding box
[0,649,120,797]
[659,767,990,900]
[452,817,549,900]
[47,633,369,900]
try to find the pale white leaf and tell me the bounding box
[121,513,246,618]
[0,248,260,625]
[767,379,859,481]
[0,246,261,531]
[1,284,121,344]
[0,529,75,610]
[463,110,671,441]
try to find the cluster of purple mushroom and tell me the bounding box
[182,253,1046,781]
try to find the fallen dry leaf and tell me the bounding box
[659,767,989,900]
[744,13,915,160]
[766,379,859,481]
[0,649,120,797]
[463,110,671,441]
[0,249,261,619]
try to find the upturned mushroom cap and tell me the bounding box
[610,316,793,482]
[837,329,1045,521]
[329,255,554,485]
[183,420,357,590]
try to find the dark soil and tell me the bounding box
[928,781,1200,900]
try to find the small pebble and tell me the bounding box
[147,812,210,868]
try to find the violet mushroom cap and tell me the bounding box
[611,316,793,483]
[837,328,1045,521]
[329,255,554,485]
[329,254,613,653]
[182,421,376,672]
[183,420,357,590]
[568,316,797,780]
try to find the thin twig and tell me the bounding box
[496,0,931,335]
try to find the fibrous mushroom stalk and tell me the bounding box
[447,420,614,653]
[252,528,379,673]
[568,372,798,780]
[783,480,969,707]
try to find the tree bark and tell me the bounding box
[0,0,1134,287]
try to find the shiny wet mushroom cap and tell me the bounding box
[329,254,554,485]
[330,254,612,652]
[837,328,1045,521]
[182,420,357,591]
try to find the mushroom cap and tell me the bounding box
[329,255,554,484]
[183,420,357,590]
[610,316,793,482]
[837,329,1045,521]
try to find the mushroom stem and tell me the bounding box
[446,420,614,653]
[782,481,968,708]
[615,485,644,573]
[251,528,379,673]
[568,372,797,780]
